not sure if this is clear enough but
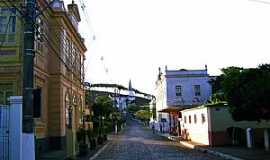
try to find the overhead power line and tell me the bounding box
[75,0,96,41]
[249,0,270,5]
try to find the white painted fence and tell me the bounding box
[0,96,35,160]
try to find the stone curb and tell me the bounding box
[159,133,244,160]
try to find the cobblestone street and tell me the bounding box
[92,119,224,160]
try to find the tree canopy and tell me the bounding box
[127,104,149,114]
[92,96,115,118]
[220,64,270,121]
[135,109,151,122]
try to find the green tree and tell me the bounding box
[135,109,151,124]
[209,76,226,103]
[151,107,156,120]
[127,104,141,114]
[92,96,115,118]
[221,65,270,121]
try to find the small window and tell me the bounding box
[194,114,197,124]
[175,85,182,96]
[184,116,187,123]
[194,85,201,96]
[201,113,206,123]
[189,115,191,124]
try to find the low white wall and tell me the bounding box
[181,107,209,145]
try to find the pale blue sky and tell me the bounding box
[66,0,270,94]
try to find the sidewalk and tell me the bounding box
[39,141,109,160]
[158,133,270,160]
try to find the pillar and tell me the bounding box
[9,96,23,160]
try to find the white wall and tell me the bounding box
[155,76,166,117]
[181,105,270,145]
[181,107,210,145]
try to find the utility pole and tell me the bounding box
[23,0,36,133]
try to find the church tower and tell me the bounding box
[128,79,135,103]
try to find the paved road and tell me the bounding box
[92,119,224,160]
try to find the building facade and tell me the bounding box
[0,0,87,158]
[155,66,212,135]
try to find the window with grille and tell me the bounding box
[175,85,182,96]
[201,113,206,123]
[194,85,201,96]
[194,114,197,124]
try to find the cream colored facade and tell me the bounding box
[0,0,87,157]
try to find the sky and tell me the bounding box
[65,0,270,94]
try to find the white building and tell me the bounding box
[181,103,270,147]
[155,66,212,135]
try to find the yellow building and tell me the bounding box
[0,0,87,157]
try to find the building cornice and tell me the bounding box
[165,74,209,78]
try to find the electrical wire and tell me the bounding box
[249,0,270,5]
[2,0,86,86]
[75,0,96,41]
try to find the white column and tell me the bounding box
[19,96,35,160]
[22,134,35,160]
[9,96,23,160]
[264,128,269,151]
[246,128,253,148]
[115,124,118,134]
